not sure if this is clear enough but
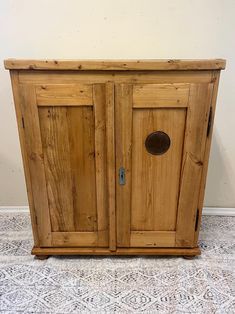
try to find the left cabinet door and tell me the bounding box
[19,83,113,248]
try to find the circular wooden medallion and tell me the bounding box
[145,131,171,155]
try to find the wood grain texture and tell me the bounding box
[194,71,221,245]
[19,70,214,85]
[32,246,201,256]
[66,107,97,232]
[115,84,133,247]
[38,84,109,247]
[36,84,92,106]
[176,153,203,247]
[176,83,213,247]
[105,82,116,251]
[93,84,109,246]
[133,83,189,108]
[39,106,97,232]
[20,84,52,246]
[39,107,76,232]
[52,232,97,247]
[131,108,186,232]
[10,72,40,246]
[5,59,226,70]
[51,231,108,247]
[130,231,176,247]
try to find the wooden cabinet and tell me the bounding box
[5,59,225,258]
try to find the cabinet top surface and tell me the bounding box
[4,59,226,71]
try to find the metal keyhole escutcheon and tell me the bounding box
[145,131,171,155]
[119,167,126,185]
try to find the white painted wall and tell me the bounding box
[0,0,234,206]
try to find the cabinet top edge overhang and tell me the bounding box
[4,59,226,71]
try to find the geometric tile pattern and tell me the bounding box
[0,211,234,313]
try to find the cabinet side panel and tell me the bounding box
[194,71,221,245]
[10,71,40,246]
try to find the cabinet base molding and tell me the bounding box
[32,246,200,257]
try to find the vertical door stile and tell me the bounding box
[20,84,52,247]
[116,84,133,247]
[93,84,108,246]
[105,82,116,251]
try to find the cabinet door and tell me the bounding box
[20,82,114,248]
[116,83,213,248]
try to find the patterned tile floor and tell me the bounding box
[0,211,234,313]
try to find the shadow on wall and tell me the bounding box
[204,127,235,207]
[0,67,28,205]
[0,152,27,205]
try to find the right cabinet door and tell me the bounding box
[115,82,213,248]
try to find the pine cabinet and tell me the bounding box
[5,59,225,258]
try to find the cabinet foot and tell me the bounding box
[35,255,49,260]
[183,255,196,260]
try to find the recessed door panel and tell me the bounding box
[131,108,186,231]
[39,106,97,232]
